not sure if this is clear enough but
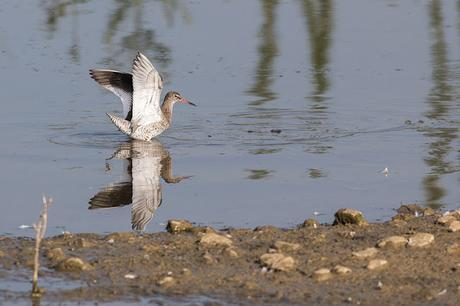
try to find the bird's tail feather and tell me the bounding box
[106,113,131,136]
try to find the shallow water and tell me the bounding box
[0,0,459,236]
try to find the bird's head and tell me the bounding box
[165,91,196,106]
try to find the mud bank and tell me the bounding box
[1,205,460,305]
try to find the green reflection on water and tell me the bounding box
[247,0,279,106]
[301,0,333,104]
[308,168,326,178]
[42,0,187,70]
[102,0,172,70]
[43,0,90,63]
[246,169,274,180]
[423,0,459,209]
[249,148,282,155]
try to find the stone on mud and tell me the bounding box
[45,248,65,262]
[202,252,216,264]
[74,238,95,248]
[199,233,233,247]
[157,276,175,287]
[301,219,319,228]
[332,265,352,275]
[224,247,239,258]
[166,219,194,234]
[313,268,332,281]
[260,253,296,272]
[377,236,408,248]
[446,243,460,254]
[367,259,388,270]
[352,247,378,259]
[393,205,435,222]
[56,257,92,272]
[333,208,368,226]
[105,232,134,241]
[448,221,460,232]
[273,240,301,252]
[407,233,434,248]
[437,215,456,226]
[449,209,460,219]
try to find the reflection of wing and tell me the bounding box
[89,69,133,120]
[89,160,132,210]
[89,182,132,209]
[89,139,189,232]
[131,52,163,126]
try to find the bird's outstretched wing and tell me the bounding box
[89,69,133,120]
[131,52,163,127]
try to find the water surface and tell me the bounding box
[0,0,459,236]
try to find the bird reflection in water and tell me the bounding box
[89,140,191,232]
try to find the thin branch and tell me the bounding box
[31,195,53,297]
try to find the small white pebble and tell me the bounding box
[107,239,114,244]
[437,289,447,296]
[376,281,383,290]
[167,271,173,276]
[261,267,268,273]
[124,273,137,279]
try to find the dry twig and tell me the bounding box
[31,195,53,297]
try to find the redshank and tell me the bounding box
[90,52,195,141]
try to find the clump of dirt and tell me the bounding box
[1,205,460,305]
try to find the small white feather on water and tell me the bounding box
[381,167,389,177]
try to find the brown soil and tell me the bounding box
[1,205,460,305]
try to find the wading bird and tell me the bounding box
[90,52,195,141]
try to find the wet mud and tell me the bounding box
[1,205,460,305]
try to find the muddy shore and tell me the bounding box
[1,205,460,305]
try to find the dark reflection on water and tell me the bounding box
[41,0,182,71]
[102,0,174,71]
[89,140,190,232]
[247,0,279,106]
[301,0,333,104]
[423,0,460,209]
[246,169,274,180]
[42,0,89,63]
[241,0,336,155]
